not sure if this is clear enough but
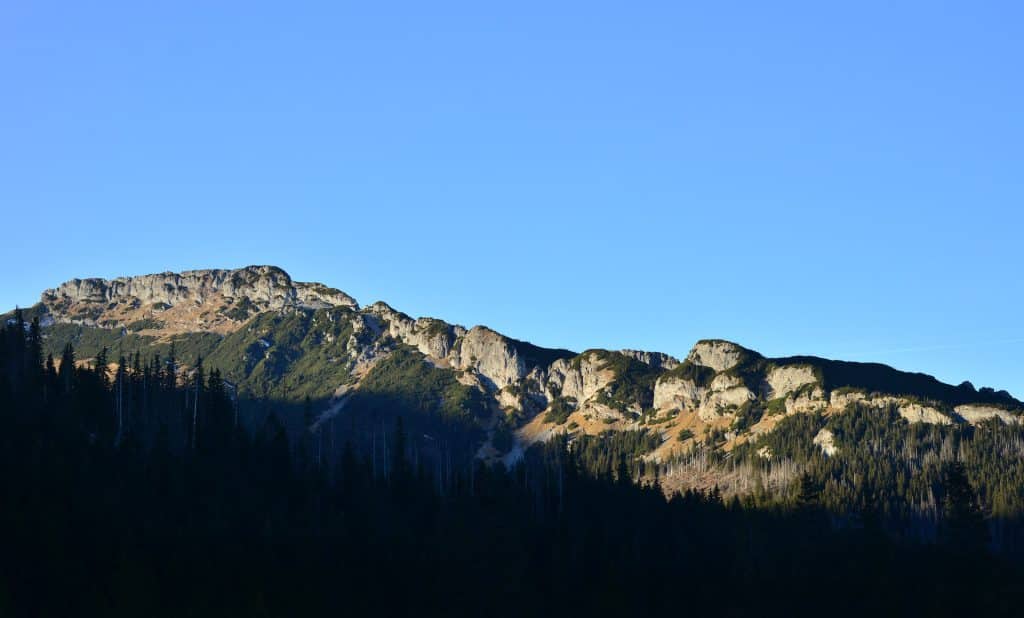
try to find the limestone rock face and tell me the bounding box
[294,282,359,309]
[955,405,1020,425]
[367,302,417,339]
[367,303,554,397]
[686,340,747,372]
[700,374,756,420]
[452,327,526,390]
[766,365,818,399]
[814,429,838,456]
[830,390,868,409]
[548,353,616,403]
[42,266,357,332]
[653,376,705,411]
[619,350,680,371]
[368,303,464,362]
[651,371,757,421]
[785,386,828,415]
[833,395,952,425]
[894,401,952,425]
[46,266,355,311]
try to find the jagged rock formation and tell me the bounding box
[40,266,356,334]
[620,350,680,371]
[14,265,1024,468]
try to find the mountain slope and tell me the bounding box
[7,265,1022,475]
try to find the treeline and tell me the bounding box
[0,310,1022,616]
[711,406,1024,553]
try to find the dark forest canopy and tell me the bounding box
[1,309,1023,616]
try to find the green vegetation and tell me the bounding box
[570,430,661,479]
[505,336,575,368]
[544,396,577,425]
[419,319,450,339]
[765,397,788,415]
[205,307,360,401]
[677,428,694,442]
[126,318,164,331]
[503,378,540,401]
[585,350,661,414]
[731,403,1024,520]
[223,297,256,321]
[662,360,716,387]
[0,303,47,324]
[719,356,768,392]
[732,401,764,432]
[41,323,221,367]
[356,347,486,422]
[831,386,867,397]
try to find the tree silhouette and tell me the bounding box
[939,461,988,552]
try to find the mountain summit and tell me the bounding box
[41,265,356,335]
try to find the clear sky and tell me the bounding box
[1,1,1022,397]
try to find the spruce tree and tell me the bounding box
[939,461,988,552]
[58,343,75,394]
[794,473,820,509]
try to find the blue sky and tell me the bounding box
[2,1,1022,396]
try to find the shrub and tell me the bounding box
[544,397,576,425]
[765,397,788,416]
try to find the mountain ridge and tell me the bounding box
[5,264,1021,472]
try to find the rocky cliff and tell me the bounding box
[40,265,357,334]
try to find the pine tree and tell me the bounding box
[58,343,75,394]
[25,317,43,403]
[939,461,988,552]
[616,454,631,487]
[163,345,176,391]
[794,473,820,509]
[94,347,109,387]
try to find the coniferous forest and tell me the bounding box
[2,310,1023,617]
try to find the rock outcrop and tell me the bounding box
[40,265,357,333]
[766,364,818,399]
[620,350,680,371]
[549,353,617,403]
[686,340,749,372]
[368,302,465,362]
[813,428,838,456]
[452,327,528,390]
[45,266,355,311]
[653,376,705,411]
[955,405,1020,425]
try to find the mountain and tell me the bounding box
[4,265,1024,616]
[8,265,1022,484]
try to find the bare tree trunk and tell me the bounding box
[191,384,199,451]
